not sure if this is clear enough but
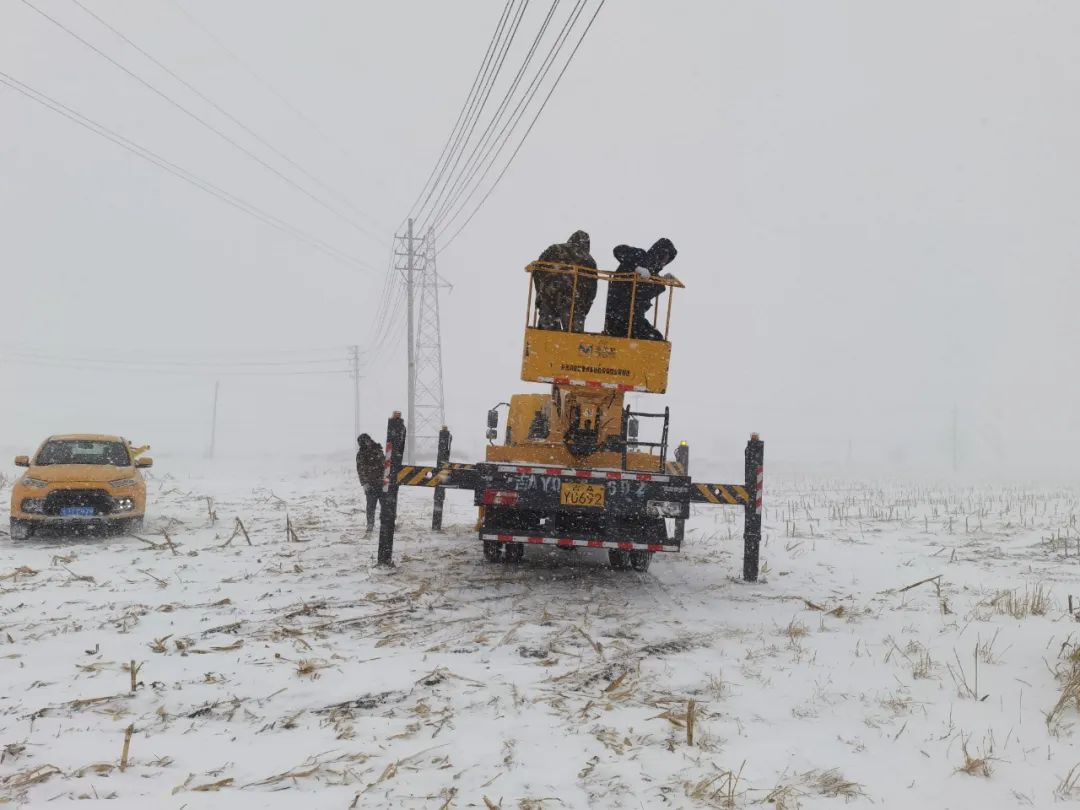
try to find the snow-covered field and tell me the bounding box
[2,459,1080,808]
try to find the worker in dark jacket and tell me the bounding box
[604,237,677,340]
[535,230,597,331]
[355,433,385,534]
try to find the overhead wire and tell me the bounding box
[424,0,564,234]
[1,357,357,377]
[0,70,375,271]
[438,0,606,252]
[0,345,361,377]
[414,0,531,234]
[0,350,358,368]
[432,0,591,240]
[402,0,515,229]
[19,0,385,256]
[67,0,388,246]
[376,1,529,357]
[166,0,387,206]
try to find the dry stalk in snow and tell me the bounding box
[119,724,133,771]
[991,584,1051,619]
[1047,654,1080,732]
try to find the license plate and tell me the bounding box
[60,506,95,517]
[560,482,605,508]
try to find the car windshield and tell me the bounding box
[35,440,131,467]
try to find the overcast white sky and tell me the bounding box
[1,1,1078,480]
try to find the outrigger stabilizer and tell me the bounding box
[373,411,764,581]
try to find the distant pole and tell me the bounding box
[208,380,220,459]
[952,404,958,472]
[406,218,416,465]
[350,344,361,438]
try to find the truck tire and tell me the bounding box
[608,549,630,570]
[9,519,34,540]
[483,540,502,561]
[504,542,524,563]
[630,550,652,572]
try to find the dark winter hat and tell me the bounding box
[358,433,371,445]
[613,244,647,268]
[567,230,590,253]
[645,238,677,270]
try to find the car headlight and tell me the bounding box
[21,477,48,488]
[113,497,135,512]
[110,479,137,488]
[21,498,45,513]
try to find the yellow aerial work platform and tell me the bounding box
[520,261,683,394]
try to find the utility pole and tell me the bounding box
[952,404,958,472]
[394,221,446,463]
[350,344,361,438]
[412,228,449,460]
[406,218,416,465]
[208,380,220,459]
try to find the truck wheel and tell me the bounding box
[9,519,34,540]
[504,542,524,563]
[483,540,502,561]
[608,549,630,570]
[630,550,652,572]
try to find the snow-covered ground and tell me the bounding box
[2,459,1080,808]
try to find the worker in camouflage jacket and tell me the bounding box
[355,433,386,534]
[535,230,597,332]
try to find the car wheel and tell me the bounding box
[503,542,524,563]
[608,549,631,570]
[482,540,502,562]
[9,519,34,541]
[125,517,145,535]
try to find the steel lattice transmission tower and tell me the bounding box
[394,219,449,463]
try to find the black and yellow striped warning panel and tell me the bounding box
[395,464,478,489]
[689,483,750,505]
[665,460,686,476]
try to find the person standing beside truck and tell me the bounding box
[355,433,386,535]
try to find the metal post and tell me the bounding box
[406,218,416,465]
[743,433,764,582]
[378,411,407,566]
[208,380,220,459]
[432,426,452,531]
[674,441,689,543]
[350,345,361,438]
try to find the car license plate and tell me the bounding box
[560,482,605,508]
[60,506,95,517]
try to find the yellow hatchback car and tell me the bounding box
[9,435,152,539]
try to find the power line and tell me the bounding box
[433,0,591,241]
[426,0,567,234]
[402,0,515,227]
[19,0,384,255]
[166,0,388,210]
[67,0,388,248]
[0,349,361,368]
[0,70,374,271]
[439,0,606,252]
[0,357,358,377]
[415,0,531,234]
